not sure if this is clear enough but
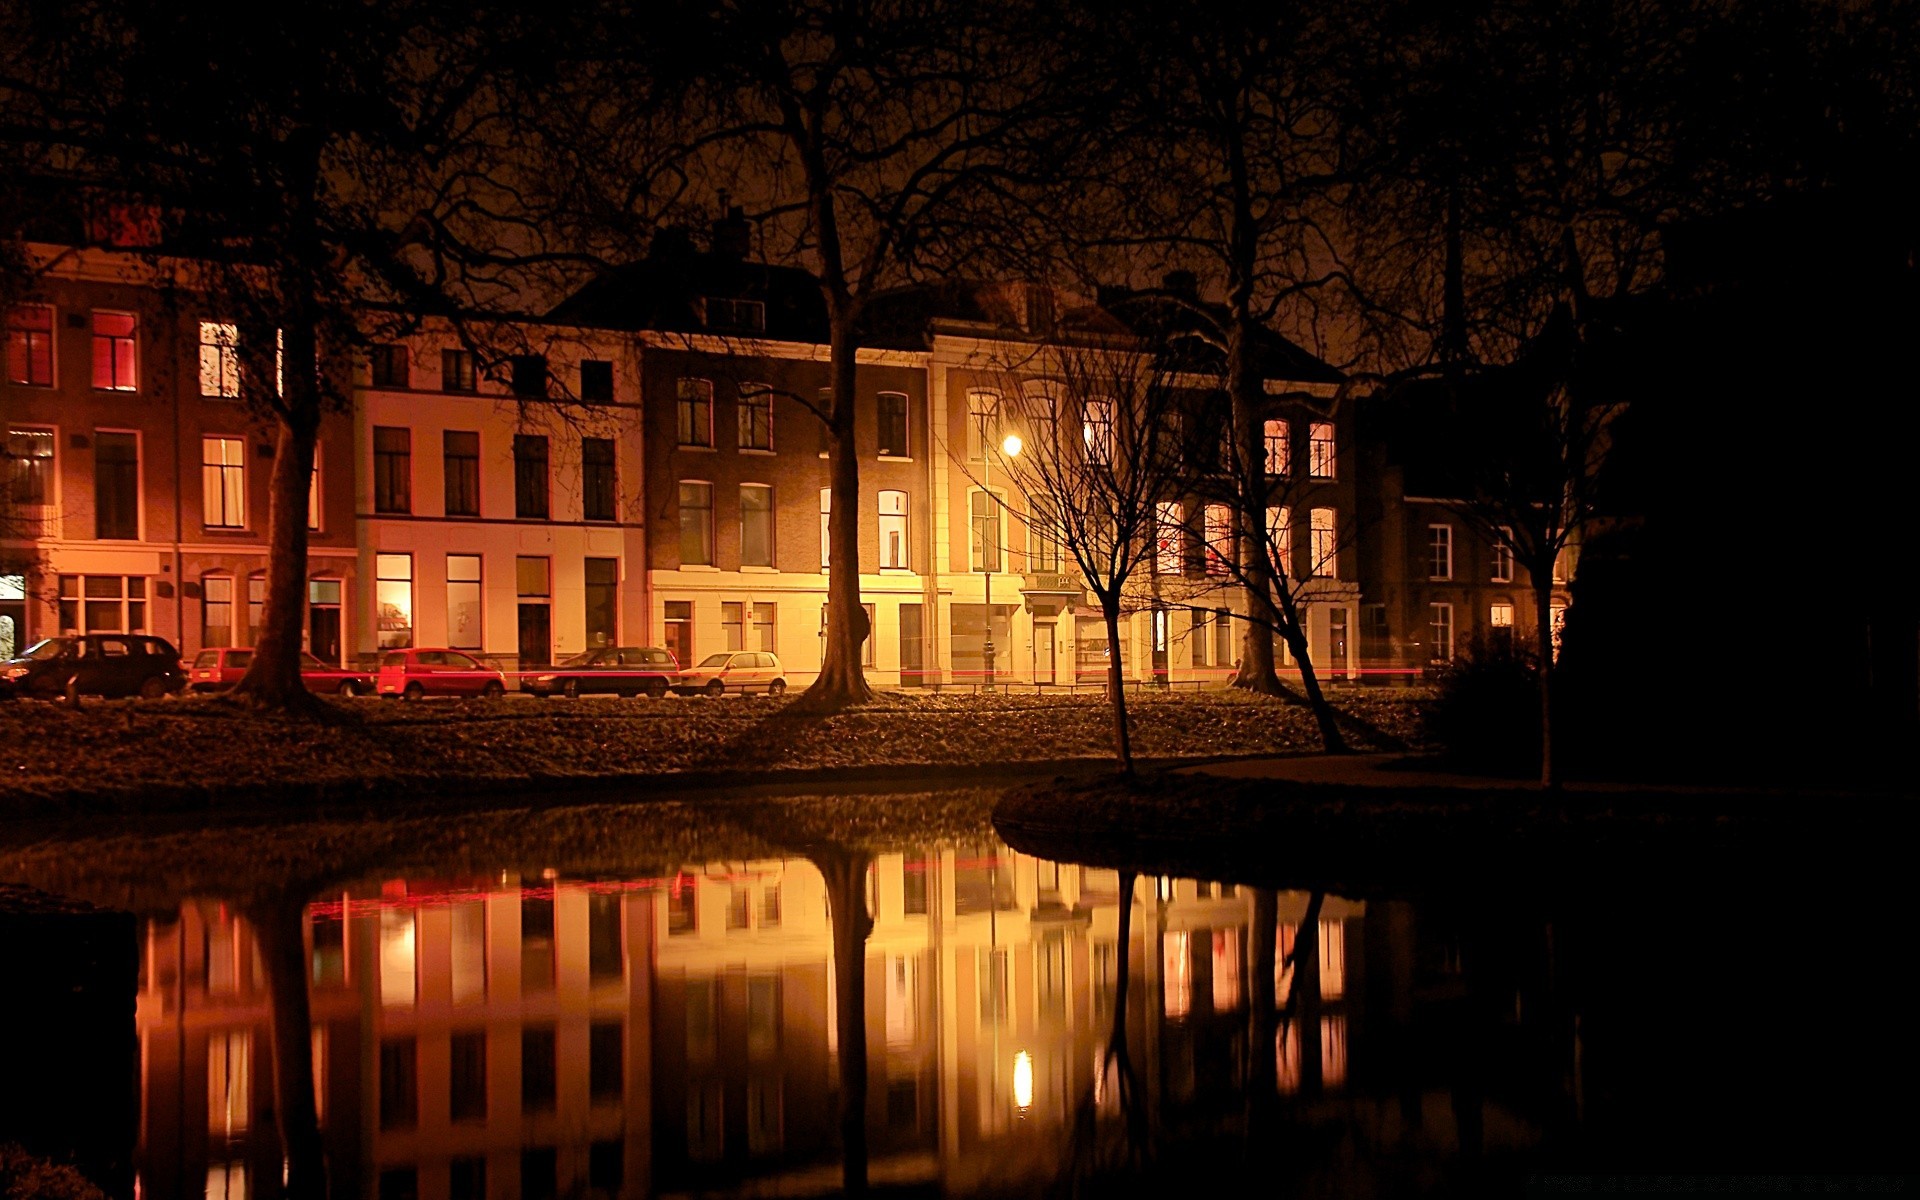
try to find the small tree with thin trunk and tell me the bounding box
[987,338,1189,774]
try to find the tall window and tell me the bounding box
[6,428,54,508]
[1550,602,1568,658]
[1204,504,1232,576]
[818,488,832,569]
[584,558,618,648]
[679,482,713,565]
[582,437,616,521]
[199,322,240,398]
[509,355,547,398]
[1263,419,1289,475]
[1154,502,1183,575]
[441,349,476,393]
[753,603,775,652]
[580,359,613,402]
[1428,602,1454,662]
[202,575,234,647]
[247,574,265,639]
[5,305,54,386]
[1553,545,1574,584]
[966,391,999,460]
[879,490,908,571]
[369,345,408,389]
[443,431,479,516]
[373,427,412,514]
[92,312,137,390]
[677,378,713,447]
[1029,497,1062,573]
[738,384,772,450]
[1083,398,1114,464]
[376,554,413,648]
[447,555,482,649]
[970,491,1001,572]
[308,448,322,531]
[723,601,745,650]
[1428,524,1453,580]
[1309,508,1336,578]
[1267,506,1292,578]
[1308,422,1336,478]
[877,392,909,457]
[1491,527,1514,582]
[740,484,773,567]
[94,431,139,539]
[513,435,549,519]
[202,436,247,528]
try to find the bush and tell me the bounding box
[1421,634,1541,772]
[0,1148,106,1200]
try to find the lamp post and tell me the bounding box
[982,433,1022,691]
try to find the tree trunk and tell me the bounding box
[1227,312,1283,696]
[1273,584,1348,753]
[1246,888,1278,1127]
[798,310,873,712]
[1535,578,1557,788]
[247,895,326,1200]
[233,317,320,712]
[1102,600,1134,774]
[819,852,874,1197]
[1286,890,1326,1097]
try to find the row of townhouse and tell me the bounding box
[2,230,1571,686]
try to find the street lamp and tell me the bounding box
[982,433,1022,690]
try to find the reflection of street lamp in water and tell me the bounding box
[982,434,1022,690]
[1013,1049,1034,1111]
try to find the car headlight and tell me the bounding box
[3,667,27,679]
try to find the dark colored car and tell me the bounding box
[376,647,508,699]
[188,647,375,696]
[524,646,681,698]
[0,635,186,699]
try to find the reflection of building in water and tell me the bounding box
[130,855,1363,1198]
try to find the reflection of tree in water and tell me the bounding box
[1059,871,1145,1190]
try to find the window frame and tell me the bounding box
[513,434,550,520]
[582,436,617,522]
[198,321,241,398]
[678,480,714,566]
[1308,421,1336,479]
[737,383,774,451]
[877,392,910,459]
[372,427,413,515]
[1263,418,1289,475]
[1428,601,1454,663]
[970,489,1004,573]
[375,553,414,649]
[441,349,477,394]
[739,483,774,568]
[5,304,55,387]
[443,430,480,517]
[1428,523,1453,580]
[93,429,142,541]
[1154,501,1183,576]
[1309,508,1336,579]
[677,378,715,448]
[878,489,909,572]
[202,435,248,530]
[91,310,138,391]
[1491,526,1515,583]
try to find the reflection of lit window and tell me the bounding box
[885,954,920,1050]
[205,1162,248,1200]
[687,1080,724,1161]
[686,978,718,1061]
[980,948,1010,1029]
[747,976,780,1058]
[379,909,416,1007]
[1319,919,1345,999]
[668,872,697,934]
[748,1077,784,1155]
[451,901,486,1003]
[1322,1014,1347,1089]
[1162,931,1191,1020]
[208,1030,250,1135]
[1212,929,1242,1013]
[1276,1021,1300,1094]
[521,894,555,993]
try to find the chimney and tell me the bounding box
[1162,270,1199,300]
[711,205,752,260]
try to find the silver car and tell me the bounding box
[673,651,787,696]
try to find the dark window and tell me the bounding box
[878,392,909,457]
[588,892,623,981]
[589,1142,623,1197]
[513,435,549,520]
[521,892,554,991]
[582,437,615,521]
[369,345,408,389]
[94,432,139,539]
[378,1169,418,1200]
[520,1148,557,1200]
[510,355,547,398]
[677,379,713,446]
[373,427,412,514]
[443,430,479,516]
[450,1031,487,1121]
[379,1036,418,1129]
[584,557,618,649]
[589,1022,623,1101]
[441,349,477,393]
[448,1158,484,1200]
[580,359,613,401]
[521,1026,557,1113]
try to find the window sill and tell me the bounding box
[373,510,413,518]
[878,454,913,463]
[741,565,778,573]
[678,564,720,572]
[202,527,252,535]
[739,447,776,456]
[677,444,718,453]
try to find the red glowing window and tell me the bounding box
[92,311,137,391]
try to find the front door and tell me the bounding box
[899,602,925,687]
[1328,606,1350,681]
[517,603,551,672]
[309,586,343,666]
[1034,622,1056,685]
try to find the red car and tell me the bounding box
[376,648,508,699]
[188,647,375,696]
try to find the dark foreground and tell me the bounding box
[0,773,1913,1198]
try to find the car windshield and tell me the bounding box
[560,651,600,667]
[299,653,324,669]
[22,639,68,661]
[193,651,221,668]
[696,653,731,668]
[380,651,407,668]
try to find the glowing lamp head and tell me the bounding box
[1001,433,1023,458]
[1013,1050,1034,1111]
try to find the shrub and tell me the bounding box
[1421,634,1541,772]
[0,1147,106,1200]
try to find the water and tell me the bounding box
[0,787,1911,1198]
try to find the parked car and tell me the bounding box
[188,647,375,696]
[375,648,508,699]
[0,635,186,699]
[672,650,788,696]
[524,646,681,698]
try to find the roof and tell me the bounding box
[545,244,829,342]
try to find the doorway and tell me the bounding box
[1034,621,1056,685]
[899,602,925,686]
[308,579,343,664]
[1328,606,1350,681]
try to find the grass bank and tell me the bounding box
[0,687,1427,817]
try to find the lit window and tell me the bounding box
[738,383,772,450]
[5,304,54,386]
[1309,508,1336,578]
[447,555,483,649]
[1308,421,1336,478]
[1267,506,1292,578]
[966,390,999,460]
[970,491,1002,572]
[1491,527,1514,582]
[1428,524,1453,580]
[819,488,831,570]
[92,311,137,390]
[1082,398,1113,464]
[678,378,713,446]
[679,481,713,565]
[376,554,413,648]
[202,575,234,647]
[1551,602,1568,659]
[1490,602,1514,628]
[202,436,246,529]
[1263,419,1289,475]
[1428,602,1454,662]
[879,489,909,570]
[1155,502,1183,575]
[878,392,910,458]
[5,427,54,508]
[1553,545,1575,584]
[1204,504,1232,576]
[199,321,240,397]
[740,484,773,567]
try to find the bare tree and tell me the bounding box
[987,338,1190,774]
